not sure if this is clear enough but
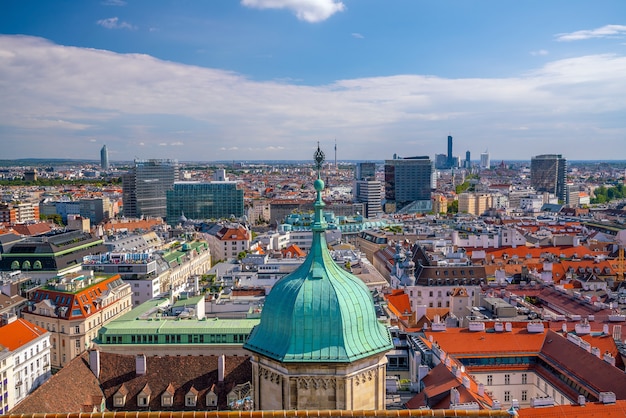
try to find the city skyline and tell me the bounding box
[1,1,626,161]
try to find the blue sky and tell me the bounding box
[1,0,625,162]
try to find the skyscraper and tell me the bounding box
[122,159,179,218]
[480,150,490,169]
[465,150,471,168]
[447,135,453,167]
[100,145,109,171]
[531,154,567,202]
[166,181,244,225]
[355,162,376,181]
[384,155,433,212]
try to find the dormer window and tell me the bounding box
[206,391,217,407]
[137,394,149,407]
[185,387,198,407]
[161,394,173,407]
[185,394,197,407]
[113,394,125,407]
[113,384,128,408]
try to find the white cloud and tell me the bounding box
[556,24,626,41]
[0,35,625,160]
[241,0,345,23]
[351,33,364,39]
[101,0,127,6]
[530,49,549,56]
[96,17,136,30]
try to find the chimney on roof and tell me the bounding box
[478,383,485,396]
[462,375,471,389]
[578,395,586,406]
[450,387,461,407]
[136,354,147,376]
[218,354,225,382]
[89,350,100,378]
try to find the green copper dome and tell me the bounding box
[244,145,393,363]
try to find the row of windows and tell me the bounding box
[104,333,249,345]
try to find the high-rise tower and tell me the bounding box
[447,135,453,167]
[122,159,179,218]
[384,155,433,212]
[531,154,567,203]
[354,162,382,218]
[100,145,109,171]
[480,150,490,170]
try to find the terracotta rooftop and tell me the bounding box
[0,318,47,350]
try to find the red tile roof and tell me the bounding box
[30,274,126,320]
[0,318,47,350]
[518,400,626,417]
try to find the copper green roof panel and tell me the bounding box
[244,146,392,363]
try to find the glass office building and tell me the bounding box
[166,181,244,224]
[384,155,434,212]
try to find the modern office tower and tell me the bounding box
[447,135,453,167]
[531,154,567,203]
[166,181,244,225]
[465,150,471,168]
[100,145,109,171]
[384,155,433,212]
[122,159,179,219]
[480,150,490,169]
[434,153,448,170]
[355,162,376,180]
[354,179,383,218]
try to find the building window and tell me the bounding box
[114,395,125,407]
[75,326,80,334]
[504,391,510,402]
[521,390,528,401]
[487,375,492,385]
[504,374,510,385]
[206,393,217,407]
[521,373,527,385]
[186,395,197,407]
[162,394,173,407]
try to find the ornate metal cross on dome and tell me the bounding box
[314,142,325,176]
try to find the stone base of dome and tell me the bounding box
[249,352,389,411]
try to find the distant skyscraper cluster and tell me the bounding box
[100,145,109,171]
[530,154,567,203]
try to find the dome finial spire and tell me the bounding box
[314,141,325,179]
[312,143,326,232]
